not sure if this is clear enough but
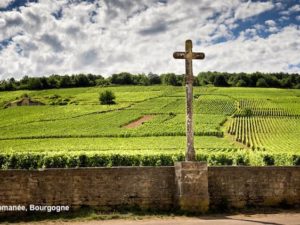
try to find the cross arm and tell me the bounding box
[173,52,205,60]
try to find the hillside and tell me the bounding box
[0,86,299,168]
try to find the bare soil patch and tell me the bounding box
[4,97,44,108]
[124,115,154,128]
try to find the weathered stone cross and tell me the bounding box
[173,40,205,161]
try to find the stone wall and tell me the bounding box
[0,167,175,211]
[0,166,299,214]
[209,166,300,209]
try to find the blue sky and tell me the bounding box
[0,0,299,79]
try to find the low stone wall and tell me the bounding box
[0,165,299,214]
[0,167,175,211]
[209,166,300,209]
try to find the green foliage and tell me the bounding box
[99,90,116,105]
[263,154,275,165]
[3,154,42,169]
[197,71,300,89]
[236,79,247,87]
[161,73,182,86]
[111,72,134,85]
[43,154,68,168]
[235,153,250,166]
[0,151,299,169]
[213,75,229,87]
[208,153,234,165]
[96,78,110,86]
[256,78,269,87]
[240,108,253,116]
[1,72,300,92]
[292,155,300,165]
[148,73,161,85]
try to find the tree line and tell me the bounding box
[0,71,299,91]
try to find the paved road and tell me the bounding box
[13,213,300,225]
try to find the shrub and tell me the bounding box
[78,154,89,167]
[89,154,111,167]
[292,155,300,165]
[208,153,234,165]
[43,155,68,168]
[240,108,253,116]
[235,153,250,165]
[0,154,6,168]
[0,152,299,169]
[99,90,116,105]
[263,154,275,165]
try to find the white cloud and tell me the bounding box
[265,20,276,27]
[0,0,299,79]
[275,2,284,10]
[253,24,265,31]
[265,20,279,33]
[280,4,300,15]
[200,25,300,73]
[0,0,14,8]
[289,4,300,12]
[268,26,279,33]
[279,16,289,22]
[234,1,274,20]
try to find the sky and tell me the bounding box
[0,0,299,79]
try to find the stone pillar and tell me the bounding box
[174,161,209,213]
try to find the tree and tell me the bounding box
[1,72,300,92]
[110,72,134,85]
[59,75,73,88]
[87,73,98,86]
[74,74,90,87]
[161,73,179,86]
[197,72,210,86]
[133,74,150,85]
[96,78,110,86]
[236,79,247,87]
[213,75,228,87]
[48,75,60,88]
[148,73,161,84]
[281,77,293,88]
[19,76,29,89]
[256,78,268,87]
[294,83,300,89]
[176,74,185,86]
[99,90,116,105]
[28,78,43,90]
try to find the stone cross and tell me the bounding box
[173,40,205,161]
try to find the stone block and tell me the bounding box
[174,161,209,213]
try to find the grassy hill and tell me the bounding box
[0,86,299,168]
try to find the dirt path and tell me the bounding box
[124,115,154,128]
[12,213,300,225]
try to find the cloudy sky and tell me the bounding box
[0,0,299,79]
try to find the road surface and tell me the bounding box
[11,212,300,225]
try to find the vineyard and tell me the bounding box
[228,97,300,152]
[0,86,299,168]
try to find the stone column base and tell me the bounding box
[174,161,209,213]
